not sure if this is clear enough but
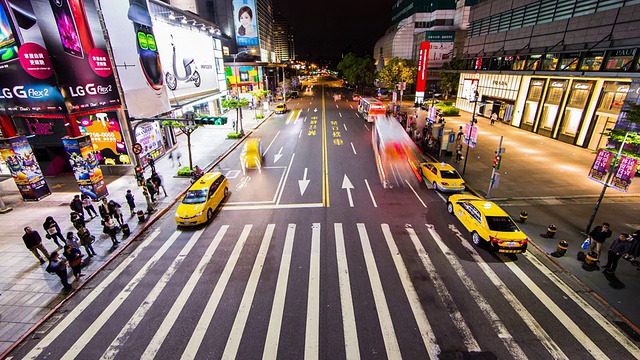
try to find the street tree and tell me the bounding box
[161,120,202,170]
[249,89,270,116]
[440,58,465,99]
[605,101,640,158]
[222,97,250,135]
[377,57,417,89]
[337,53,376,94]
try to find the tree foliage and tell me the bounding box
[162,120,202,170]
[222,98,250,134]
[376,57,417,89]
[439,58,466,97]
[337,53,376,93]
[604,101,640,159]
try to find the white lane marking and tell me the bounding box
[339,112,342,117]
[334,224,360,359]
[357,223,401,358]
[342,175,355,207]
[343,123,348,131]
[427,225,528,358]
[350,142,357,155]
[307,108,310,112]
[276,153,296,205]
[304,116,308,122]
[223,224,276,360]
[364,124,369,131]
[142,226,228,358]
[349,104,353,109]
[522,253,640,358]
[264,131,280,156]
[503,261,607,359]
[381,224,440,359]
[224,203,324,210]
[23,229,162,360]
[355,113,360,118]
[336,104,338,108]
[62,231,183,359]
[406,226,480,352]
[299,129,303,138]
[436,191,447,202]
[102,230,204,359]
[305,223,321,360]
[181,225,252,360]
[263,224,296,359]
[404,179,427,208]
[364,179,377,207]
[446,224,567,359]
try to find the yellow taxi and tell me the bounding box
[420,162,465,192]
[447,194,529,254]
[175,172,229,226]
[275,103,287,114]
[240,138,262,173]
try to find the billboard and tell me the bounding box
[0,135,51,200]
[29,0,120,113]
[153,20,218,99]
[0,0,66,113]
[62,134,108,199]
[99,0,171,118]
[135,121,164,166]
[425,31,454,69]
[76,111,131,165]
[588,149,614,184]
[232,0,259,55]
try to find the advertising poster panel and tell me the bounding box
[588,149,614,184]
[0,0,65,113]
[611,155,638,193]
[232,0,260,58]
[76,111,130,165]
[0,135,51,200]
[153,20,218,99]
[62,134,108,199]
[30,0,120,113]
[415,41,429,100]
[463,123,479,148]
[425,31,455,68]
[99,0,170,118]
[135,121,164,166]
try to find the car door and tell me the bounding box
[208,179,220,209]
[465,204,484,235]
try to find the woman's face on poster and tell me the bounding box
[240,11,252,27]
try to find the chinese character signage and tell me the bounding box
[588,149,614,184]
[62,135,108,199]
[77,111,130,165]
[135,121,165,166]
[415,41,429,98]
[0,135,51,201]
[611,155,638,193]
[463,123,479,148]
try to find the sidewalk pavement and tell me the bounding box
[0,108,270,356]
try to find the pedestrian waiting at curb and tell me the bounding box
[81,194,98,219]
[624,230,640,262]
[70,211,85,230]
[151,171,167,197]
[42,216,65,248]
[145,178,158,202]
[69,194,85,220]
[108,200,124,226]
[77,226,97,257]
[63,244,84,282]
[46,251,71,290]
[103,215,120,246]
[602,233,632,274]
[23,226,49,264]
[98,198,109,221]
[588,222,612,260]
[125,190,136,216]
[65,231,81,248]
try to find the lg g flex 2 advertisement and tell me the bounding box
[0,0,65,113]
[100,0,170,118]
[30,0,120,112]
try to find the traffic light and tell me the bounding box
[493,154,502,169]
[134,166,144,186]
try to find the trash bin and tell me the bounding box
[136,210,146,222]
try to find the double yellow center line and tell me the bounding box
[321,86,330,207]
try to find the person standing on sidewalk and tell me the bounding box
[176,149,183,166]
[125,190,136,216]
[455,144,463,164]
[81,194,98,219]
[42,216,65,248]
[65,231,81,248]
[77,226,97,257]
[23,227,50,264]
[623,229,640,262]
[70,211,85,230]
[491,112,498,125]
[46,251,71,290]
[145,178,157,202]
[107,200,124,226]
[69,194,85,220]
[456,126,464,141]
[602,233,632,274]
[151,171,167,197]
[98,198,109,221]
[588,222,612,259]
[63,244,84,282]
[104,215,120,246]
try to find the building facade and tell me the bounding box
[457,0,640,150]
[273,14,295,61]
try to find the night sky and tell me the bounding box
[276,0,392,62]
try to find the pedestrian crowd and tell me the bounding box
[583,222,640,275]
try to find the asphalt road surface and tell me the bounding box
[10,84,640,359]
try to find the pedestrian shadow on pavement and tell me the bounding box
[602,272,626,289]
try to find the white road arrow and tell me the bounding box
[314,108,318,113]
[342,174,354,207]
[298,168,310,196]
[274,147,284,163]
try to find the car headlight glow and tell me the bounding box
[195,211,203,217]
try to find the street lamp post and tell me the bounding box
[462,90,479,176]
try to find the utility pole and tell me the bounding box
[486,136,504,198]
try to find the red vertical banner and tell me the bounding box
[611,155,638,192]
[416,41,430,96]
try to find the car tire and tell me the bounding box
[432,181,438,191]
[224,187,229,198]
[472,231,482,246]
[206,208,213,222]
[447,202,454,214]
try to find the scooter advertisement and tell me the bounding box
[62,134,108,199]
[99,0,170,118]
[153,20,218,98]
[0,135,51,201]
[30,0,120,113]
[0,0,65,113]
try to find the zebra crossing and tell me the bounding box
[20,222,640,360]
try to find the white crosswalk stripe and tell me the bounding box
[21,222,639,360]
